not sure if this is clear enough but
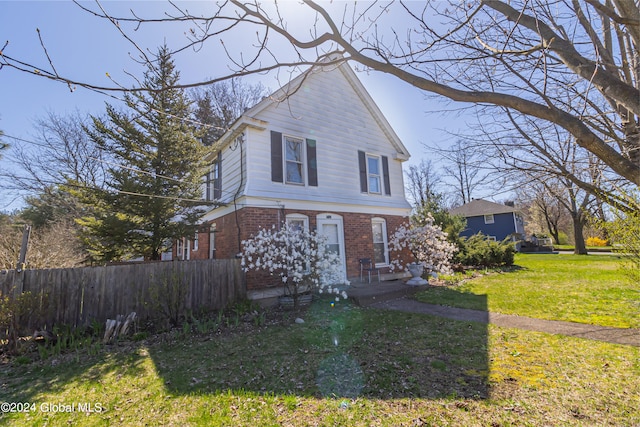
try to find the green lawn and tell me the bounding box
[416,253,639,328]
[554,244,614,251]
[2,254,639,425]
[2,298,638,426]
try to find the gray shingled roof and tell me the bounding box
[450,199,518,217]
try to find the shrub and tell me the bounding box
[241,223,348,302]
[388,214,457,274]
[148,271,188,328]
[600,210,640,283]
[586,236,608,247]
[454,234,516,267]
[0,290,48,353]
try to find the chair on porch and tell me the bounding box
[359,258,380,284]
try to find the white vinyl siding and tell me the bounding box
[228,64,412,212]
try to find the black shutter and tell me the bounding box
[358,150,368,193]
[306,139,318,187]
[381,155,391,196]
[205,170,211,201]
[214,151,222,199]
[271,131,283,183]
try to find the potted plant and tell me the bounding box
[241,223,348,308]
[388,213,457,285]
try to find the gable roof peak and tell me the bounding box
[220,54,410,160]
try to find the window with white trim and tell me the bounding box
[177,237,190,260]
[177,238,183,259]
[484,214,495,224]
[285,136,305,185]
[286,214,310,272]
[371,218,389,266]
[487,236,497,241]
[367,155,382,194]
[193,232,199,251]
[286,214,309,232]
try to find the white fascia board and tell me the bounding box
[205,117,268,162]
[202,195,411,220]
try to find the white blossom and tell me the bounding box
[241,223,348,298]
[388,213,457,275]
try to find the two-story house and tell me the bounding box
[180,59,413,300]
[450,199,525,241]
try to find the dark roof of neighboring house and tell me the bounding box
[450,199,518,217]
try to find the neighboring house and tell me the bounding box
[450,199,525,242]
[177,57,413,300]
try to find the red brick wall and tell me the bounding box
[190,207,411,290]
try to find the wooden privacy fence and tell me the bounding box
[0,259,246,330]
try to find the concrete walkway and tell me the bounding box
[346,281,639,347]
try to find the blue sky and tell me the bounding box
[0,1,482,211]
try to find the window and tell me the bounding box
[487,236,497,241]
[271,131,318,187]
[371,218,389,266]
[286,214,310,272]
[177,239,183,259]
[358,150,391,195]
[209,224,216,259]
[286,214,309,232]
[204,153,221,201]
[484,214,495,224]
[367,155,382,194]
[177,237,190,260]
[285,136,305,185]
[193,232,199,251]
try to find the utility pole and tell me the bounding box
[12,224,31,299]
[16,224,31,272]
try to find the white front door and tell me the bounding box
[316,214,347,282]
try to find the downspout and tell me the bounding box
[233,133,245,255]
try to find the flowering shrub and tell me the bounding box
[241,224,348,300]
[586,236,608,247]
[388,213,457,275]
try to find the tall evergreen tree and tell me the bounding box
[78,46,210,261]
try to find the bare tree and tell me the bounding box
[0,218,85,269]
[192,78,268,146]
[1,1,638,202]
[487,114,605,254]
[0,111,106,200]
[518,182,570,245]
[428,139,491,206]
[0,111,109,229]
[405,160,442,208]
